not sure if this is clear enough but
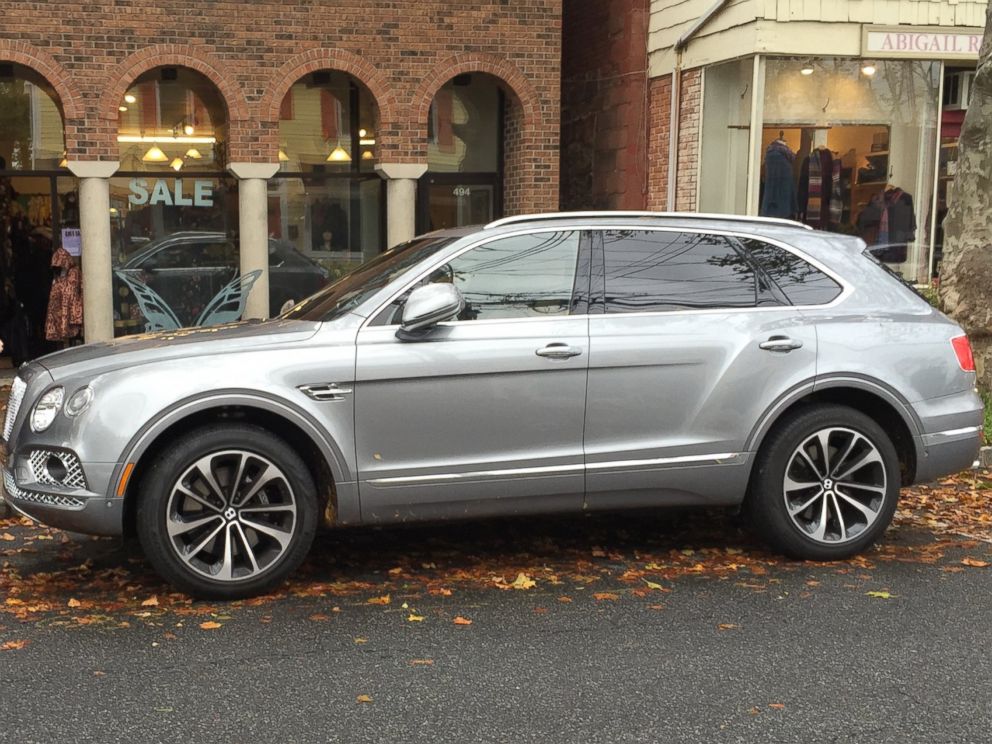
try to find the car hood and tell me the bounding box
[35,319,322,380]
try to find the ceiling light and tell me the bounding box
[800,64,815,76]
[118,135,216,144]
[119,105,128,112]
[185,148,202,159]
[278,149,290,162]
[183,124,195,136]
[170,157,184,171]
[359,128,368,138]
[141,145,169,163]
[327,145,352,163]
[361,150,374,161]
[124,93,137,104]
[359,138,376,146]
[861,64,877,76]
[59,157,68,168]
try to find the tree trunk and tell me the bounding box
[940,7,992,391]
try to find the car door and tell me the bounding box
[354,229,591,522]
[583,228,821,510]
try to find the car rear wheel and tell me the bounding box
[746,404,901,560]
[135,425,318,599]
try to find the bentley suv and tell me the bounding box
[1,212,983,598]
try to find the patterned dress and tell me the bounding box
[45,247,83,341]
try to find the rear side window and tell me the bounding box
[738,237,842,306]
[601,230,765,312]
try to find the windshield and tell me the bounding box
[281,235,456,322]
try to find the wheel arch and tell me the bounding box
[746,376,921,487]
[116,392,353,538]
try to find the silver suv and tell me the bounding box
[1,212,983,598]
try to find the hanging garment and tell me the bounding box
[45,247,83,341]
[829,158,843,225]
[805,151,823,227]
[760,140,798,219]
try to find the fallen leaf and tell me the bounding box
[718,623,739,631]
[0,533,15,541]
[356,694,373,704]
[367,595,391,605]
[141,596,159,607]
[961,557,990,568]
[593,592,619,601]
[558,596,573,603]
[410,659,434,666]
[1,640,28,651]
[453,616,473,626]
[769,703,785,710]
[748,706,761,716]
[866,591,895,599]
[407,613,425,622]
[354,637,368,644]
[511,573,536,590]
[308,613,330,622]
[67,598,81,608]
[643,579,667,591]
[199,621,222,630]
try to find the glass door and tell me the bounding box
[418,173,499,232]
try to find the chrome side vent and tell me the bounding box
[297,383,352,402]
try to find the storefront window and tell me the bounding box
[270,71,384,284]
[1,65,75,366]
[699,58,754,215]
[112,67,243,336]
[758,57,940,284]
[422,75,504,230]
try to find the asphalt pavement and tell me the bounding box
[1,505,991,743]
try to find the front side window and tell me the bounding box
[426,231,581,322]
[602,230,765,313]
[737,237,842,306]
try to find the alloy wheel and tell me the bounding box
[165,450,298,582]
[782,427,888,545]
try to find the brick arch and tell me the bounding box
[0,39,84,136]
[97,45,249,125]
[412,53,542,134]
[258,48,397,161]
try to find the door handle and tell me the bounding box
[759,336,804,352]
[536,343,583,359]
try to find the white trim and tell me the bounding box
[926,425,982,441]
[485,211,812,231]
[366,452,745,485]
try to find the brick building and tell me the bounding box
[563,0,987,286]
[0,0,561,361]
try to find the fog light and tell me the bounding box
[46,455,68,483]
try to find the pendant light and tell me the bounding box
[142,145,169,163]
[327,145,352,163]
[185,148,203,159]
[170,157,184,171]
[278,149,290,162]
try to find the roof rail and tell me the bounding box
[484,211,814,231]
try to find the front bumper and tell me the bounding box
[1,449,123,536]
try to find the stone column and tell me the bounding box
[229,163,280,320]
[67,161,119,344]
[377,163,428,249]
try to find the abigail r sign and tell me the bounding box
[863,25,984,60]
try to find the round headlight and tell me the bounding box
[31,387,65,432]
[65,386,94,417]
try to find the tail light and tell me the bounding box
[951,334,975,372]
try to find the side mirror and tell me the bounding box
[398,283,464,337]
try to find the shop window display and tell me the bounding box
[0,65,78,366]
[269,71,383,285]
[759,58,939,284]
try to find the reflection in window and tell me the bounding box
[738,238,842,306]
[428,75,501,173]
[430,231,580,321]
[603,230,763,313]
[0,65,65,171]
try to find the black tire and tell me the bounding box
[135,425,318,599]
[745,404,901,560]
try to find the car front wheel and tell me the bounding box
[135,425,318,599]
[746,404,901,560]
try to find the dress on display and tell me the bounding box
[760,139,798,219]
[45,247,83,342]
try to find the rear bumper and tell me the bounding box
[913,426,982,484]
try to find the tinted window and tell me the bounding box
[428,231,580,321]
[602,230,760,312]
[739,238,842,305]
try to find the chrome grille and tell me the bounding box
[3,377,26,442]
[28,449,88,489]
[3,469,85,510]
